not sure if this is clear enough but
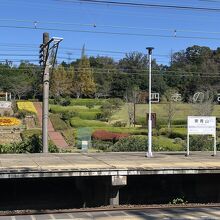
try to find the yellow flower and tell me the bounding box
[0,117,21,126]
[17,102,37,114]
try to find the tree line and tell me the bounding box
[1,45,220,101]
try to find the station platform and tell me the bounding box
[0,152,219,179]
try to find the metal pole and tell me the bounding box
[146,47,154,158]
[42,32,50,153]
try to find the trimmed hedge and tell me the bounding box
[92,130,129,142]
[70,117,108,128]
[159,128,186,139]
[70,98,105,106]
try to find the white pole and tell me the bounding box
[214,134,217,156]
[187,133,190,156]
[146,47,154,158]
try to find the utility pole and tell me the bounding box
[146,47,154,158]
[39,32,63,153]
[42,33,50,153]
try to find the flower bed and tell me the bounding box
[17,101,37,114]
[0,117,21,126]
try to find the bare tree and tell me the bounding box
[193,91,214,116]
[163,88,179,130]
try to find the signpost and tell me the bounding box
[187,116,216,156]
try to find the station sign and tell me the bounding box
[0,101,12,109]
[187,116,216,156]
[188,116,216,135]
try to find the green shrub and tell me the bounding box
[92,140,114,151]
[172,119,187,125]
[112,121,127,127]
[21,129,42,140]
[159,128,186,139]
[110,135,183,152]
[78,112,99,120]
[189,135,213,151]
[135,117,146,126]
[86,102,95,109]
[108,98,124,109]
[70,117,108,128]
[0,134,59,153]
[153,136,184,151]
[61,111,78,121]
[50,114,69,130]
[70,98,105,106]
[111,135,147,152]
[15,109,34,119]
[62,129,75,146]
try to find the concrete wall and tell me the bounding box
[0,174,219,210]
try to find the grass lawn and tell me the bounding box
[112,103,220,123]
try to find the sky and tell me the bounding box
[1,0,220,65]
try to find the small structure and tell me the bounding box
[0,92,13,116]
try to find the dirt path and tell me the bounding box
[34,102,68,148]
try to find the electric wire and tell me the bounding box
[1,24,220,41]
[60,0,220,12]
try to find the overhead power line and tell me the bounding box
[2,18,220,35]
[1,24,220,41]
[61,0,220,12]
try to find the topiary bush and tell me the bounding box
[92,130,129,143]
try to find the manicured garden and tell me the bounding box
[46,98,220,152]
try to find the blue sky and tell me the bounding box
[1,0,220,65]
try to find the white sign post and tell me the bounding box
[187,116,216,156]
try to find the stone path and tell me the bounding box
[33,102,68,148]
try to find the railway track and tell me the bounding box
[0,203,220,216]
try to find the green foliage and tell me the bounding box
[159,128,186,139]
[75,56,96,97]
[70,98,105,106]
[189,135,213,151]
[110,135,183,152]
[21,129,42,140]
[50,66,74,97]
[112,121,127,127]
[78,112,99,120]
[54,96,71,106]
[86,102,95,109]
[15,109,34,119]
[169,197,188,205]
[70,117,107,128]
[92,140,113,151]
[111,135,147,152]
[153,136,184,151]
[50,114,69,130]
[61,128,75,146]
[0,134,59,153]
[61,111,78,121]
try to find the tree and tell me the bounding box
[50,65,73,97]
[163,88,179,130]
[75,56,96,98]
